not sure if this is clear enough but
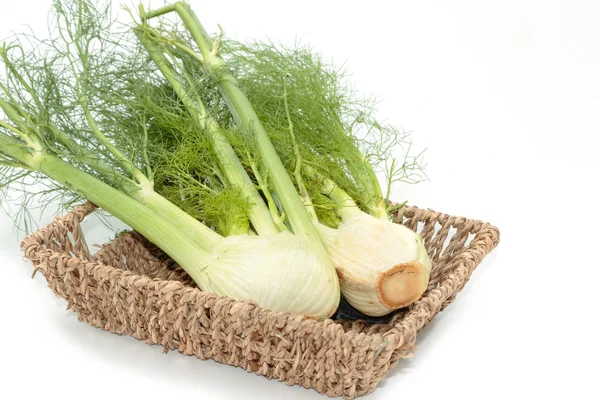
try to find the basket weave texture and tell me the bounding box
[20,203,499,398]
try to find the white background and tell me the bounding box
[1,0,598,399]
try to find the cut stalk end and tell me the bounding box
[376,260,429,310]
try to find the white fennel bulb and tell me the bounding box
[191,232,341,319]
[317,211,431,317]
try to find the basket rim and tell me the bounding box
[19,202,500,362]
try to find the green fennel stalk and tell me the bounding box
[139,2,323,244]
[134,23,279,236]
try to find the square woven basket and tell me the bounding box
[20,202,499,398]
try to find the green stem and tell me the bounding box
[333,117,387,219]
[384,158,397,208]
[136,26,278,236]
[361,161,387,219]
[59,19,150,188]
[2,97,134,186]
[44,124,135,186]
[33,154,211,286]
[247,153,287,231]
[1,99,222,252]
[130,185,222,252]
[283,79,317,221]
[0,79,38,129]
[0,133,36,166]
[78,88,151,186]
[303,164,361,220]
[0,119,34,148]
[0,46,44,112]
[139,4,177,20]
[0,97,41,149]
[0,159,32,170]
[141,123,154,182]
[0,69,131,185]
[1,134,214,286]
[147,2,321,240]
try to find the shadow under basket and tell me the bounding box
[20,203,499,398]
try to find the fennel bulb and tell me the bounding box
[201,232,339,317]
[317,211,431,316]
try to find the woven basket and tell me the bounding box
[20,202,499,398]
